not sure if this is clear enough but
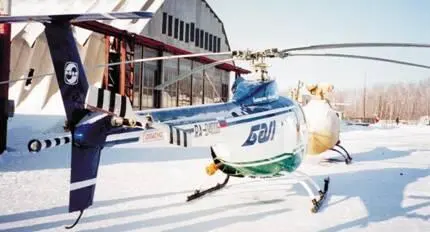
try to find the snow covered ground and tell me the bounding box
[1,115,430,232]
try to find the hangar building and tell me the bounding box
[7,0,249,115]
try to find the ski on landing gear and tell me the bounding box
[321,141,352,165]
[186,175,230,201]
[311,177,330,213]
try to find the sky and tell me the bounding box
[206,0,430,91]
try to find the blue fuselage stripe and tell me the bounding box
[227,108,293,126]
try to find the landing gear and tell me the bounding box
[186,175,230,201]
[186,170,330,213]
[322,141,352,165]
[292,170,330,213]
[311,178,330,213]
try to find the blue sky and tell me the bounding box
[206,0,430,91]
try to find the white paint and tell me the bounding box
[70,178,97,191]
[64,62,79,85]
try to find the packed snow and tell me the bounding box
[1,114,430,232]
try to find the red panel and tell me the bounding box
[103,35,110,89]
[119,39,126,95]
[73,21,251,74]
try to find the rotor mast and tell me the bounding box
[232,48,285,81]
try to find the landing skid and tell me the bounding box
[311,177,330,213]
[187,175,230,201]
[292,170,330,213]
[322,141,352,165]
[186,171,330,213]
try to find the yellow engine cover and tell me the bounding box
[307,131,338,155]
[302,99,340,155]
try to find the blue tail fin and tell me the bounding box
[44,21,90,126]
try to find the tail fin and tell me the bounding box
[69,112,111,213]
[44,21,90,126]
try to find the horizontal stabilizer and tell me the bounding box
[85,86,135,120]
[0,11,153,23]
[169,126,193,147]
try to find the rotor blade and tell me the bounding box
[281,42,430,53]
[95,51,233,68]
[0,72,54,85]
[0,52,233,86]
[287,52,430,70]
[154,58,235,90]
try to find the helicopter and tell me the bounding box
[3,10,430,230]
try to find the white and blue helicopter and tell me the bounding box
[2,11,430,229]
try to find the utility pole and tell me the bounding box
[363,73,366,120]
[0,0,11,155]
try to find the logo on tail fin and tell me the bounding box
[64,62,79,85]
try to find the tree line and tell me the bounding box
[331,77,430,120]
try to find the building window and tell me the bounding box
[185,23,190,42]
[204,32,208,50]
[174,18,179,39]
[179,58,192,106]
[162,12,167,34]
[200,30,204,48]
[162,52,178,107]
[209,34,213,52]
[215,68,225,103]
[190,23,195,42]
[192,62,203,105]
[213,36,217,52]
[221,70,230,102]
[217,37,221,52]
[204,67,218,104]
[168,15,173,36]
[179,20,184,41]
[195,28,200,47]
[133,45,143,109]
[142,47,158,109]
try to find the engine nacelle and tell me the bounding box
[302,100,340,155]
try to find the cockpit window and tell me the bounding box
[232,80,279,105]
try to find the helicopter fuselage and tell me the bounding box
[107,79,308,177]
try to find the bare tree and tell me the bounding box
[333,77,430,120]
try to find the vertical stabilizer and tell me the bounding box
[44,21,89,127]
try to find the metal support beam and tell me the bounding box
[102,35,110,90]
[154,49,163,108]
[0,0,11,155]
[119,38,126,96]
[125,38,135,103]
